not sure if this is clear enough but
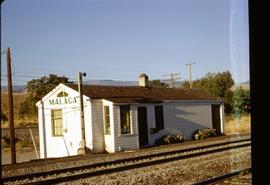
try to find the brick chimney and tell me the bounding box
[139,73,149,87]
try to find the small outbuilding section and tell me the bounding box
[36,74,224,159]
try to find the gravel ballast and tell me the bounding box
[2,134,250,177]
[63,147,251,185]
[1,134,251,185]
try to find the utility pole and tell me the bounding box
[6,47,16,164]
[185,61,196,88]
[78,72,87,155]
[163,73,181,88]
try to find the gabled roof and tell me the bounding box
[65,84,219,103]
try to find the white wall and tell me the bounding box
[84,100,93,150]
[102,100,115,153]
[111,102,216,151]
[37,84,222,156]
[148,102,213,144]
[114,105,139,151]
[91,100,105,153]
[37,85,92,158]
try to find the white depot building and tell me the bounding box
[36,74,224,158]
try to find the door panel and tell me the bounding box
[138,107,148,147]
[211,105,221,134]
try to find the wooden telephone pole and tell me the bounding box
[78,72,87,155]
[185,61,196,88]
[163,73,181,88]
[6,47,16,164]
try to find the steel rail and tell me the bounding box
[2,139,251,184]
[193,168,251,185]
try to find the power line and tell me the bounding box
[162,73,181,88]
[0,72,145,82]
[4,58,168,73]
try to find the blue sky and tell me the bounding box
[1,0,249,86]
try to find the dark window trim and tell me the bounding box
[155,105,164,130]
[120,105,131,134]
[104,106,111,135]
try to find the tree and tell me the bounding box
[182,71,235,113]
[232,87,250,114]
[149,80,169,88]
[1,109,8,122]
[19,74,73,117]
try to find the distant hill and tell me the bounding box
[231,80,250,91]
[1,79,186,93]
[164,80,184,88]
[84,79,184,88]
[1,92,38,127]
[83,80,138,86]
[239,80,250,86]
[1,85,26,93]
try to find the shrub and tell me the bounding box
[1,139,9,149]
[149,128,159,134]
[1,110,8,122]
[175,132,185,143]
[16,140,32,148]
[2,137,19,145]
[192,128,217,140]
[155,132,185,145]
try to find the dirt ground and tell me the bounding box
[1,114,251,165]
[224,114,250,135]
[1,147,39,165]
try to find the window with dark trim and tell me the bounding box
[120,105,131,134]
[155,105,164,130]
[51,109,63,136]
[104,106,111,135]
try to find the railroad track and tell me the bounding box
[193,168,251,185]
[2,138,251,185]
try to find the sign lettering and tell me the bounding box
[49,97,78,106]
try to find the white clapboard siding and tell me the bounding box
[84,100,93,150]
[44,109,71,158]
[104,135,114,153]
[91,100,105,153]
[145,105,157,145]
[62,106,81,156]
[114,105,139,151]
[149,102,212,144]
[102,100,115,153]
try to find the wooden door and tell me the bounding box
[211,104,221,134]
[138,107,149,147]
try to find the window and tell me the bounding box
[155,105,164,130]
[57,91,68,97]
[104,106,111,135]
[51,109,63,136]
[120,105,131,134]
